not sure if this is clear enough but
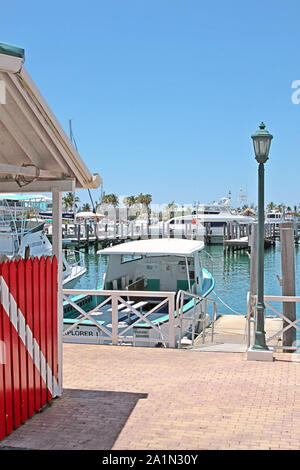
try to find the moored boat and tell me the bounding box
[63,238,215,347]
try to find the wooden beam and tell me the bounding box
[3,72,102,189]
[0,54,23,73]
[52,188,63,396]
[0,102,46,167]
[0,162,63,179]
[0,178,75,192]
[10,71,88,188]
[3,75,70,175]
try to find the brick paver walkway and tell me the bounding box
[0,344,300,450]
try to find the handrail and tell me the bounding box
[63,248,85,269]
[176,290,217,348]
[246,292,300,351]
[202,250,214,275]
[126,276,146,290]
[62,288,176,347]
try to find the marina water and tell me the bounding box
[71,241,300,318]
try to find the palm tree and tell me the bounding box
[135,193,145,206]
[136,193,152,216]
[62,192,80,213]
[123,196,136,208]
[167,201,177,212]
[143,194,152,216]
[81,203,91,212]
[102,194,119,207]
[123,195,138,221]
[62,193,71,211]
[276,203,286,214]
[266,202,276,212]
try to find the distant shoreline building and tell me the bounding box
[0,193,52,221]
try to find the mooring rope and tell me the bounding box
[212,290,244,316]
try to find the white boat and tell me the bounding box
[165,198,255,242]
[63,238,215,347]
[265,211,297,226]
[0,220,86,288]
[265,211,285,225]
[0,193,87,288]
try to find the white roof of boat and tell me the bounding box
[97,238,205,256]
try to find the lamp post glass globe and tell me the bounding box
[251,122,273,164]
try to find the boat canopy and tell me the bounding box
[97,238,204,257]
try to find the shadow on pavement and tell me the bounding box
[0,388,148,450]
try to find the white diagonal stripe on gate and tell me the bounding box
[0,275,58,397]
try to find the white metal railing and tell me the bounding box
[176,290,217,348]
[60,221,208,241]
[63,249,85,270]
[246,292,300,351]
[62,289,176,347]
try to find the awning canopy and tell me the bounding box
[98,238,205,257]
[0,41,101,193]
[75,211,104,220]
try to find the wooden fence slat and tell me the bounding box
[25,258,35,417]
[52,256,58,392]
[15,259,28,423]
[6,260,21,430]
[1,262,13,435]
[39,257,47,407]
[32,257,41,412]
[45,257,52,401]
[0,263,7,440]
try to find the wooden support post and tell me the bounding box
[85,223,89,252]
[77,224,80,249]
[52,188,62,396]
[280,223,296,350]
[111,295,118,346]
[168,294,175,348]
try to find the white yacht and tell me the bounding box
[165,198,255,243]
[265,211,285,225]
[265,211,297,224]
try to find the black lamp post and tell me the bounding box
[251,122,273,350]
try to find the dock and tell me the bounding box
[45,220,300,252]
[192,314,283,352]
[223,221,299,252]
[46,221,221,250]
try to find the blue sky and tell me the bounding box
[2,0,300,208]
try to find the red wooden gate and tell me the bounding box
[0,256,58,440]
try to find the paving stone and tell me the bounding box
[0,345,299,450]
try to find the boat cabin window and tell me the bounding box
[121,254,143,264]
